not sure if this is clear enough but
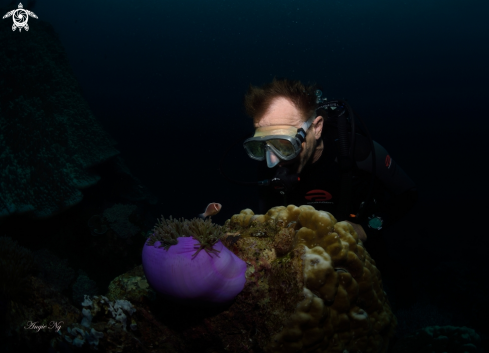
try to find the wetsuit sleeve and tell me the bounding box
[354,138,418,235]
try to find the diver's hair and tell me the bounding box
[243,77,321,124]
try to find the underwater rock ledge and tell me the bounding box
[140,204,397,353]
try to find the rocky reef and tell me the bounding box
[220,205,396,352]
[2,205,397,352]
[139,204,397,352]
[0,16,120,218]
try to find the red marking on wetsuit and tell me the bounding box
[385,155,392,169]
[305,190,332,202]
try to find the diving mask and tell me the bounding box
[243,116,316,167]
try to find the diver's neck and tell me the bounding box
[296,139,324,174]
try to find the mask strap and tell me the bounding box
[296,115,316,143]
[300,115,316,131]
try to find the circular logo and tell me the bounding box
[13,9,28,27]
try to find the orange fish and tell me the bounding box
[201,203,222,218]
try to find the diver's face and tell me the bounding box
[254,97,323,173]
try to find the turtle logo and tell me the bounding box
[2,3,38,32]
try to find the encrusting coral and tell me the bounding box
[7,205,396,351]
[139,204,397,352]
[220,205,397,353]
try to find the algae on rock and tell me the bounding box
[137,204,397,353]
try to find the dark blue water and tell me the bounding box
[20,0,486,220]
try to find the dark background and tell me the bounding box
[1,0,488,345]
[19,0,487,222]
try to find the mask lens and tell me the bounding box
[267,139,296,158]
[244,140,266,159]
[244,134,299,161]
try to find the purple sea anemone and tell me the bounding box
[142,236,247,303]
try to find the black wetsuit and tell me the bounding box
[257,125,418,309]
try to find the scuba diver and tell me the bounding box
[221,78,418,308]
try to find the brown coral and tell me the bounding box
[80,204,396,353]
[272,227,296,256]
[221,204,396,353]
